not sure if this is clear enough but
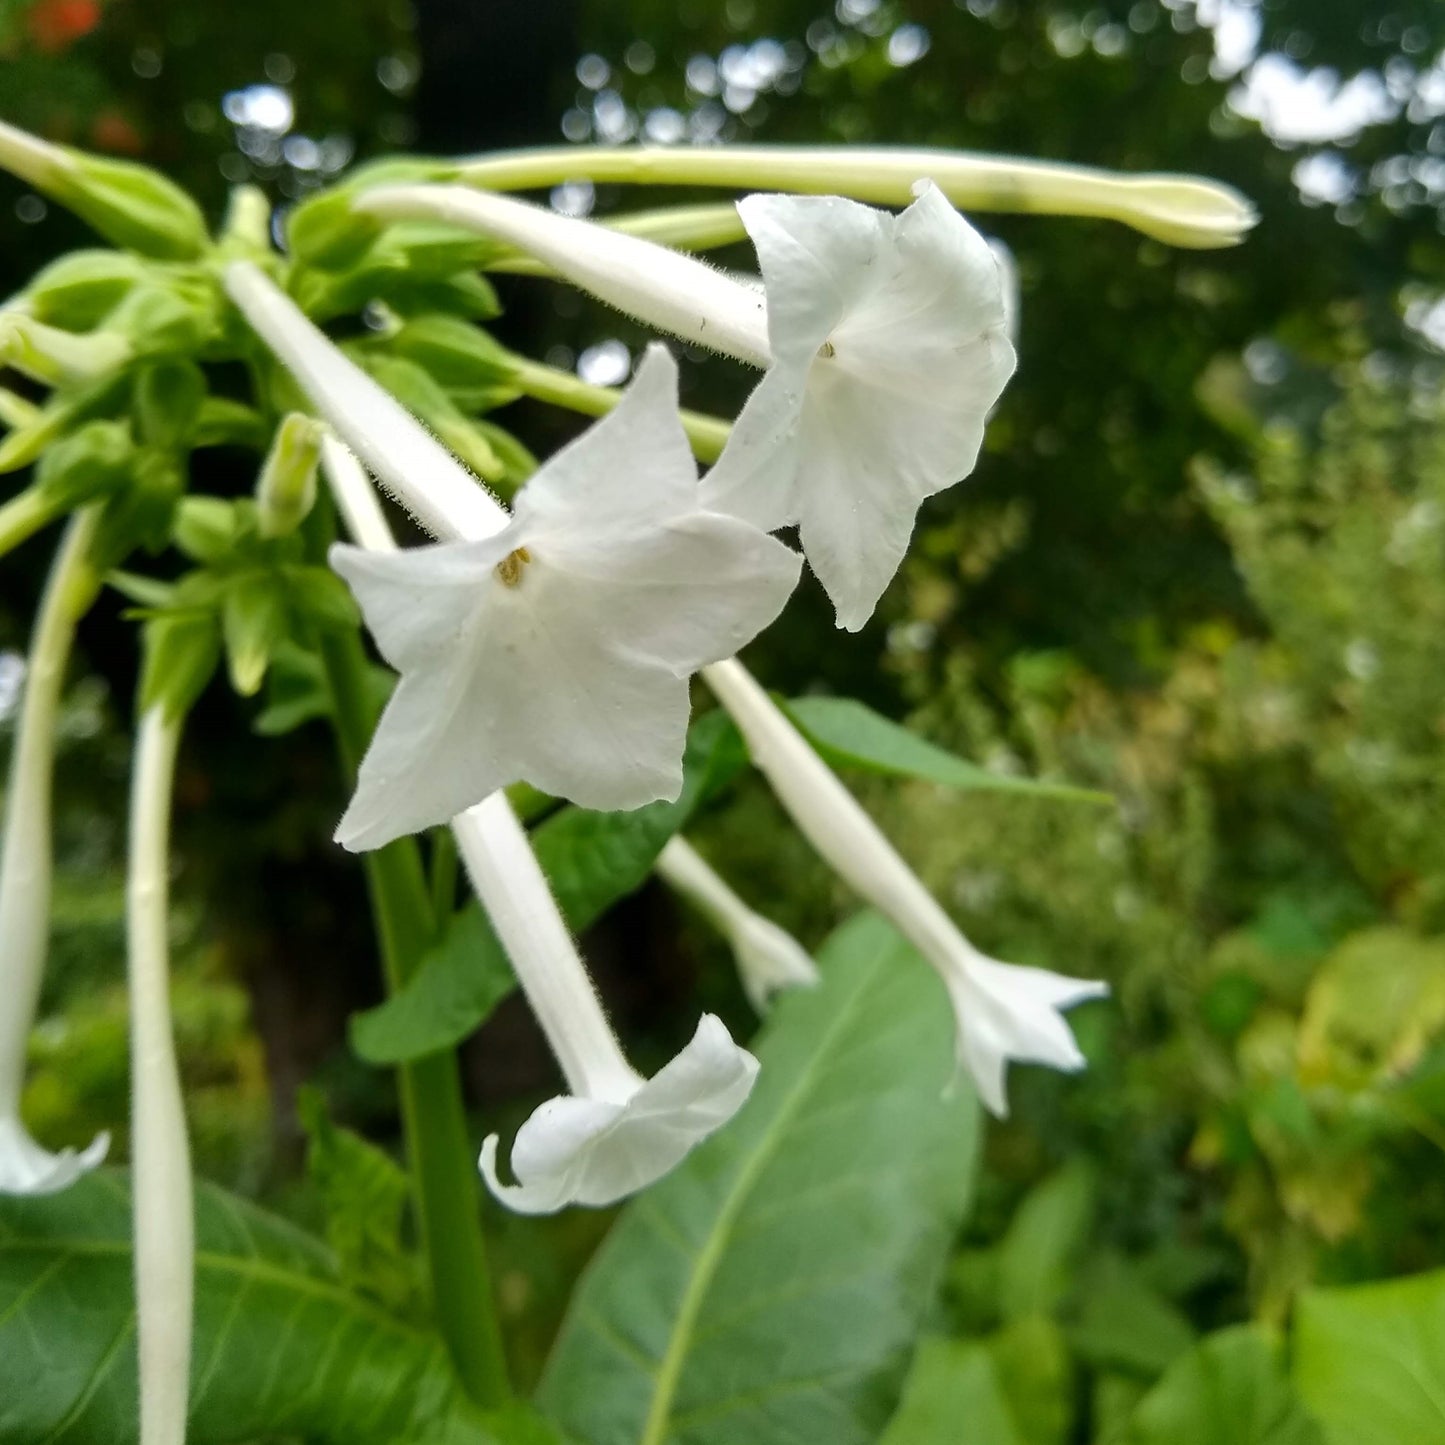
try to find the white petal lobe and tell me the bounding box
[480,1015,758,1214]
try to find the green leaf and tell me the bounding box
[988,1315,1075,1445]
[879,1338,1022,1445]
[351,711,746,1064]
[996,1158,1098,1321]
[538,911,981,1445]
[782,696,1111,805]
[252,640,393,737]
[1126,1325,1323,1445]
[0,1172,515,1444]
[297,1086,420,1315]
[1294,1269,1445,1445]
[1068,1254,1196,1378]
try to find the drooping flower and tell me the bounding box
[656,835,819,1013]
[701,183,1015,629]
[354,182,1013,632]
[0,509,109,1196]
[224,263,801,848]
[319,440,762,1213]
[700,657,1105,1115]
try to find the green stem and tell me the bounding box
[318,625,510,1405]
[509,356,730,464]
[0,486,62,559]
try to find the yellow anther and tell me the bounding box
[495,546,532,587]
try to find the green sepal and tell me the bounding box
[285,564,361,633]
[222,569,288,696]
[54,149,210,260]
[140,609,221,721]
[380,314,517,399]
[91,447,183,566]
[285,159,458,269]
[471,419,537,485]
[356,353,503,481]
[133,359,206,449]
[32,418,135,510]
[23,249,147,330]
[194,396,269,451]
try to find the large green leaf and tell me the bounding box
[782,696,1111,805]
[538,911,981,1445]
[1125,1325,1323,1445]
[1294,1269,1445,1445]
[0,1172,530,1445]
[879,1338,1022,1445]
[352,712,746,1063]
[995,1159,1098,1322]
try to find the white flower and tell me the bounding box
[0,510,109,1196]
[655,836,819,1013]
[356,182,1014,633]
[319,442,762,1214]
[701,183,1016,630]
[457,795,757,1215]
[329,345,800,850]
[0,1118,109,1194]
[701,658,1105,1115]
[479,1015,756,1215]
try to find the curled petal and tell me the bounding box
[480,1015,758,1214]
[944,955,1108,1118]
[0,1116,109,1196]
[734,915,821,1015]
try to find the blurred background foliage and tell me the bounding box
[2,0,1444,1418]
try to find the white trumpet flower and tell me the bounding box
[225,264,799,847]
[655,836,819,1013]
[320,439,759,1214]
[356,182,1014,632]
[701,184,1015,629]
[701,659,1105,1115]
[0,510,109,1195]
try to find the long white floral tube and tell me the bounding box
[655,836,818,1014]
[701,658,1105,1116]
[127,706,194,1445]
[457,144,1258,249]
[0,507,109,1194]
[356,186,771,367]
[225,262,506,544]
[319,439,760,1213]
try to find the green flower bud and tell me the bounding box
[173,496,242,564]
[0,312,131,387]
[0,119,209,260]
[140,610,221,722]
[219,185,272,257]
[23,250,147,330]
[104,282,216,359]
[134,360,206,449]
[34,419,136,510]
[256,413,323,538]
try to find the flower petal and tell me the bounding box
[0,1116,109,1195]
[698,362,808,534]
[944,954,1108,1117]
[737,192,888,365]
[479,1014,758,1214]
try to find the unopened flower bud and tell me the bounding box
[22,249,146,331]
[34,419,135,510]
[0,312,131,387]
[256,413,323,538]
[0,118,208,260]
